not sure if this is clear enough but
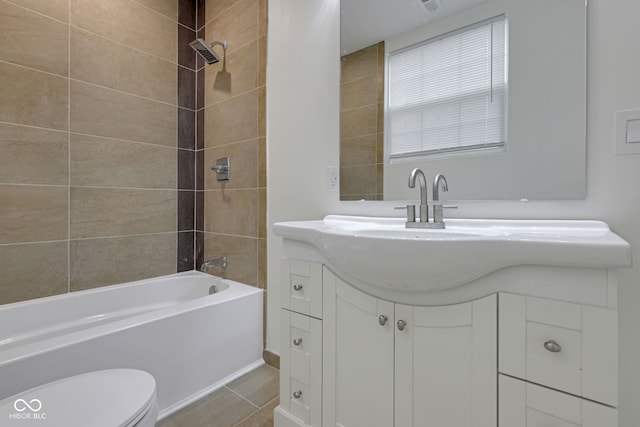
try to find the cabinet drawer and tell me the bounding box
[499,375,617,427]
[286,310,322,384]
[281,260,322,318]
[280,309,322,426]
[499,293,617,406]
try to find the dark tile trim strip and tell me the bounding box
[177,1,200,272]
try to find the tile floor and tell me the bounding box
[157,364,279,427]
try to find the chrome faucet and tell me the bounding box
[404,169,448,229]
[408,168,429,223]
[432,174,449,225]
[200,256,227,272]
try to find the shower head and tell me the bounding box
[189,38,227,65]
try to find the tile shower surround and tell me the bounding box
[0,0,268,350]
[0,1,222,302]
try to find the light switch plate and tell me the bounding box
[615,109,640,155]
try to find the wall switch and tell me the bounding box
[616,109,640,154]
[327,166,339,191]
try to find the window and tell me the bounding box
[387,16,507,160]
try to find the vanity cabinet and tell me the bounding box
[275,262,620,427]
[498,293,618,426]
[323,269,497,427]
[276,260,323,427]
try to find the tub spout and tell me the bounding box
[200,256,227,272]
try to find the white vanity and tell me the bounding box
[272,215,631,427]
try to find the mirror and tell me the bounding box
[339,0,586,201]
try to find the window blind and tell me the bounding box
[387,16,507,159]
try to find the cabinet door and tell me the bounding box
[499,375,617,427]
[323,269,394,427]
[395,295,497,427]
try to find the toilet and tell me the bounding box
[0,369,158,426]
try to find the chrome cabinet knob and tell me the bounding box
[293,390,302,399]
[544,339,562,353]
[397,320,407,331]
[293,284,303,291]
[293,338,303,346]
[378,315,388,326]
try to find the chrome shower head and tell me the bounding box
[189,38,227,65]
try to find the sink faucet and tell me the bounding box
[408,168,429,223]
[200,256,227,272]
[432,174,448,225]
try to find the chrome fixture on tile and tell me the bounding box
[189,38,228,65]
[403,168,448,229]
[200,256,227,272]
[211,157,230,181]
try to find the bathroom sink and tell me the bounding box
[273,215,632,294]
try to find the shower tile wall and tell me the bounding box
[0,0,198,304]
[340,42,385,201]
[199,0,267,301]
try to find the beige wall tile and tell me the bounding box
[133,0,177,21]
[203,232,257,286]
[0,1,69,76]
[207,0,258,50]
[258,0,267,38]
[9,0,69,23]
[258,35,266,87]
[340,165,378,196]
[340,104,377,140]
[258,189,266,238]
[0,242,68,305]
[0,62,68,131]
[70,233,176,291]
[0,123,68,185]
[204,89,258,147]
[70,187,177,238]
[70,81,177,147]
[204,189,257,236]
[341,44,378,83]
[258,236,266,287]
[71,27,177,104]
[204,140,257,189]
[341,74,378,111]
[258,85,266,138]
[341,134,378,167]
[258,137,266,188]
[0,185,68,244]
[205,0,242,26]
[70,0,177,63]
[70,134,177,189]
[204,40,258,106]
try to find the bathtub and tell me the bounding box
[0,271,263,419]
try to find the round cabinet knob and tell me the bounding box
[293,390,302,399]
[397,320,407,331]
[293,284,303,291]
[378,315,388,326]
[293,338,303,346]
[544,339,562,353]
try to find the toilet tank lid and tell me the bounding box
[0,369,156,427]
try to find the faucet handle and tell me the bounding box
[395,205,416,223]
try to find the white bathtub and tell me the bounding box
[0,271,264,419]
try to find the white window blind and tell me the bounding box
[387,16,507,159]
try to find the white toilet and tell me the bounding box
[0,369,158,426]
